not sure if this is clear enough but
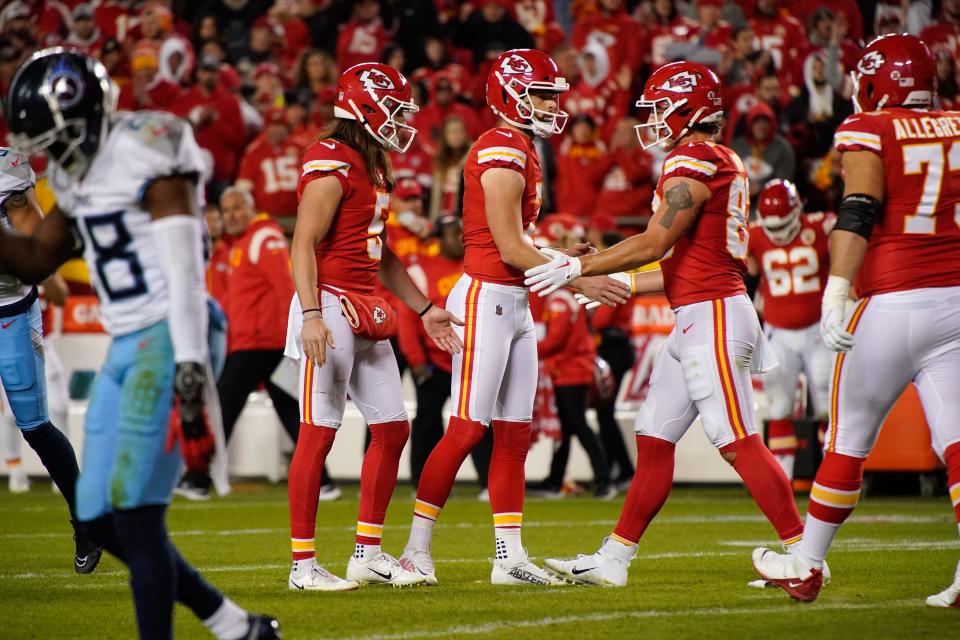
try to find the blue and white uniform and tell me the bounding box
[0,148,49,432]
[48,111,226,521]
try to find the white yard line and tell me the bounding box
[318,600,920,640]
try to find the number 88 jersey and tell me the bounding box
[748,213,833,329]
[656,140,749,307]
[833,108,960,296]
[48,111,209,336]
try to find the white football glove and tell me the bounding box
[524,247,582,296]
[574,272,633,309]
[820,275,856,352]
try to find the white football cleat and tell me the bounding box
[544,539,633,587]
[751,547,823,602]
[288,562,359,592]
[399,548,438,586]
[491,550,565,586]
[347,552,426,587]
[8,466,29,494]
[748,557,830,588]
[317,483,342,502]
[925,560,960,608]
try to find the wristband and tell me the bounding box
[301,307,321,315]
[418,302,434,317]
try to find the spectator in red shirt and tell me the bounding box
[412,72,481,150]
[555,114,612,219]
[531,214,612,498]
[249,62,285,114]
[117,48,180,112]
[236,107,304,232]
[643,0,699,70]
[96,0,135,42]
[571,0,645,77]
[268,0,311,71]
[512,0,565,51]
[336,0,390,70]
[398,216,491,489]
[920,0,960,62]
[204,202,231,314]
[292,48,338,103]
[935,47,960,111]
[595,118,655,226]
[749,0,807,89]
[63,3,103,53]
[176,54,246,192]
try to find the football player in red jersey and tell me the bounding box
[752,34,960,606]
[398,48,629,587]
[747,180,833,480]
[285,62,463,591]
[528,61,805,587]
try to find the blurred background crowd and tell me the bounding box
[1,0,958,497]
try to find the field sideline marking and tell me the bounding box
[316,600,919,640]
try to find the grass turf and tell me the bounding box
[1,482,957,639]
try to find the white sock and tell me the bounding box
[794,514,837,573]
[495,528,523,561]
[291,557,316,576]
[602,537,637,562]
[355,542,381,560]
[203,597,249,640]
[774,454,795,481]
[407,517,434,552]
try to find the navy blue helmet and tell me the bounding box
[5,48,114,176]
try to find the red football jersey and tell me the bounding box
[238,136,305,218]
[833,108,960,296]
[657,141,749,307]
[536,288,595,387]
[298,139,389,295]
[749,213,833,329]
[461,127,542,286]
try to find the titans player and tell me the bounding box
[0,49,279,639]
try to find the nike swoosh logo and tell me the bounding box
[370,569,392,580]
[319,141,336,149]
[1,321,14,329]
[291,581,304,590]
[496,130,513,138]
[571,566,596,575]
[787,581,804,588]
[682,324,693,334]
[11,157,21,167]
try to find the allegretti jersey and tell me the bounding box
[748,212,833,329]
[461,127,542,286]
[49,111,209,336]
[833,108,960,296]
[0,148,38,314]
[656,140,749,307]
[298,139,387,295]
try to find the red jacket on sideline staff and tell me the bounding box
[534,288,595,387]
[225,214,294,352]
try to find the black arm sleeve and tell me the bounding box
[834,193,881,240]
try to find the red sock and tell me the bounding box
[721,434,804,544]
[766,419,797,456]
[611,436,675,545]
[945,443,960,531]
[489,420,531,522]
[289,423,337,560]
[414,417,487,522]
[808,451,864,525]
[356,420,410,547]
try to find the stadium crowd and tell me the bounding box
[2,0,960,499]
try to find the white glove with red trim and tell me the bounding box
[524,248,581,296]
[820,275,855,352]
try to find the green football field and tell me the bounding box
[1,483,958,639]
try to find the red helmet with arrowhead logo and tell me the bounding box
[851,33,935,113]
[634,61,723,150]
[757,179,803,244]
[335,62,419,152]
[486,49,569,138]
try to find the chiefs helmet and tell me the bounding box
[757,179,802,245]
[537,213,584,248]
[6,48,114,176]
[635,61,723,150]
[335,62,419,153]
[851,34,935,113]
[486,49,569,138]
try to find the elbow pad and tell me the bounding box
[151,215,208,364]
[835,193,881,240]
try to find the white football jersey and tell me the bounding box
[48,111,209,336]
[0,148,38,311]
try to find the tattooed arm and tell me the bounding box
[577,177,710,277]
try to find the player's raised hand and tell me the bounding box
[525,247,582,295]
[165,362,215,471]
[301,314,335,366]
[422,306,465,354]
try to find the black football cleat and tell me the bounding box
[74,531,103,575]
[245,614,281,639]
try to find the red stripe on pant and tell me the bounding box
[414,417,487,515]
[947,443,960,526]
[808,451,865,525]
[288,423,337,560]
[357,420,410,545]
